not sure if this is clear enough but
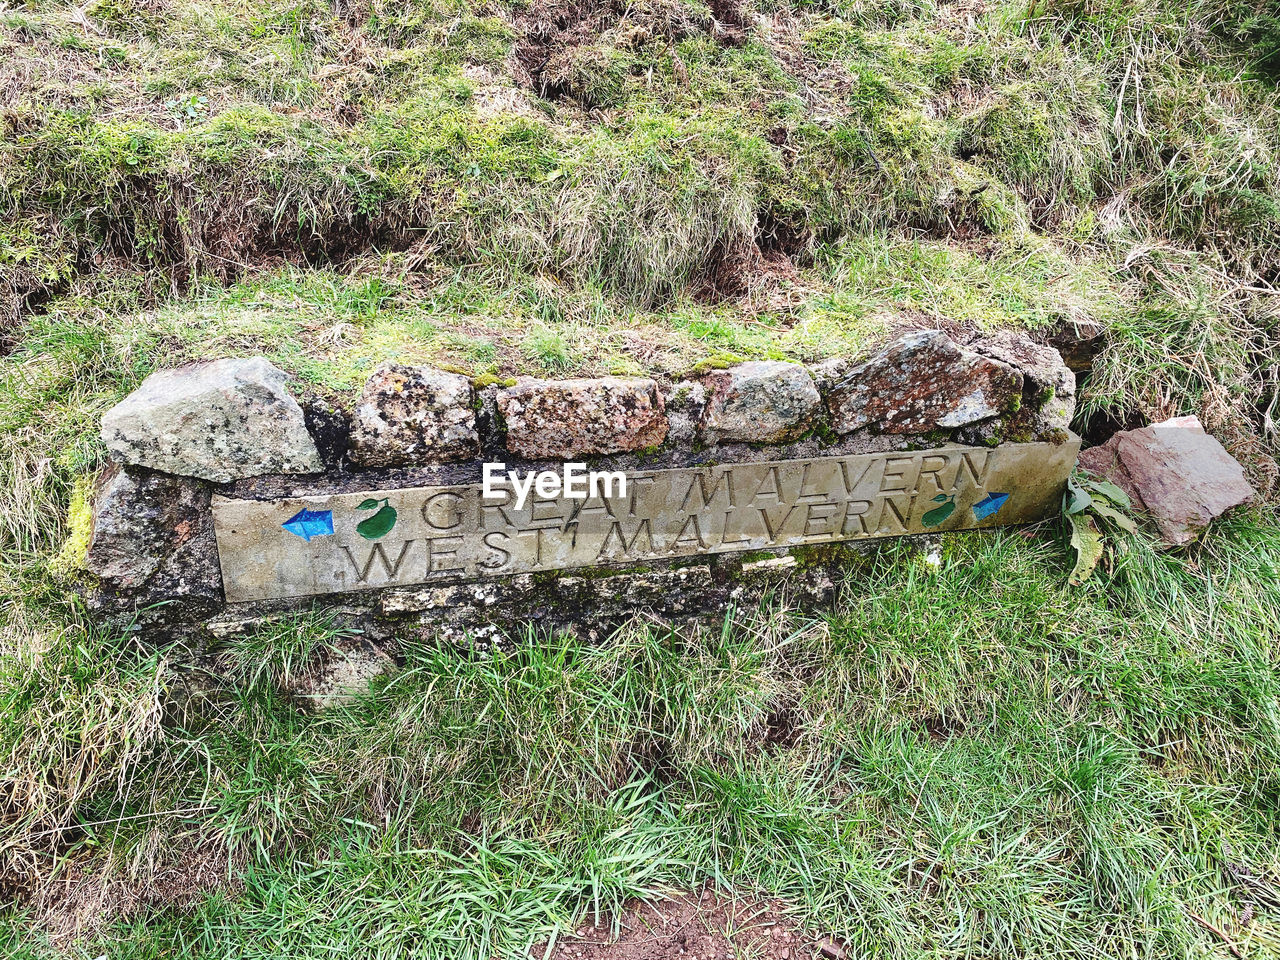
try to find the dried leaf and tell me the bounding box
[1068,513,1104,585]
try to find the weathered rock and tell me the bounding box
[962,329,1077,441]
[699,361,820,443]
[83,463,222,631]
[498,377,668,459]
[380,566,732,646]
[301,395,352,469]
[662,381,707,447]
[1077,415,1256,546]
[973,330,1075,410]
[348,363,479,467]
[86,465,211,588]
[827,330,1023,434]
[808,356,853,394]
[101,357,322,483]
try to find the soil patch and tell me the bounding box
[694,211,814,310]
[696,237,798,304]
[920,711,967,743]
[1075,398,1147,447]
[707,0,747,47]
[759,705,804,752]
[512,0,705,106]
[532,887,833,960]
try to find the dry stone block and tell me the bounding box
[973,331,1074,409]
[700,361,820,443]
[827,330,1023,435]
[1077,415,1255,546]
[662,381,707,446]
[101,356,321,482]
[498,376,668,459]
[82,463,222,631]
[957,329,1077,443]
[348,363,479,467]
[86,465,210,588]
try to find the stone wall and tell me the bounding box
[78,326,1081,698]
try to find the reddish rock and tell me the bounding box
[827,330,1023,434]
[348,363,479,467]
[1078,416,1255,546]
[700,360,820,443]
[498,377,668,460]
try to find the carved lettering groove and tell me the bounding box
[213,441,1078,603]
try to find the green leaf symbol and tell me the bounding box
[922,495,956,528]
[356,498,397,540]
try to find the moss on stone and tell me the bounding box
[686,354,746,376]
[791,541,871,571]
[473,373,518,389]
[48,475,95,579]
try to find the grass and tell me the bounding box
[5,522,1280,957]
[3,0,1280,955]
[3,0,1276,474]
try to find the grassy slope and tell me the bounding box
[7,526,1280,958]
[3,0,1280,956]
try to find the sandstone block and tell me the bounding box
[1077,415,1255,546]
[498,377,668,459]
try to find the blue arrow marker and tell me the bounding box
[282,508,334,541]
[972,492,1010,521]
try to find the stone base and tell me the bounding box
[166,540,898,708]
[78,328,1083,711]
[201,541,885,648]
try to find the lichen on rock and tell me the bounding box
[498,376,669,459]
[968,329,1077,439]
[348,363,479,467]
[826,330,1024,435]
[100,356,322,483]
[86,466,211,588]
[82,462,223,630]
[699,361,820,443]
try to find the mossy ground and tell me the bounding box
[3,0,1280,956]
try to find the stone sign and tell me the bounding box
[212,439,1079,603]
